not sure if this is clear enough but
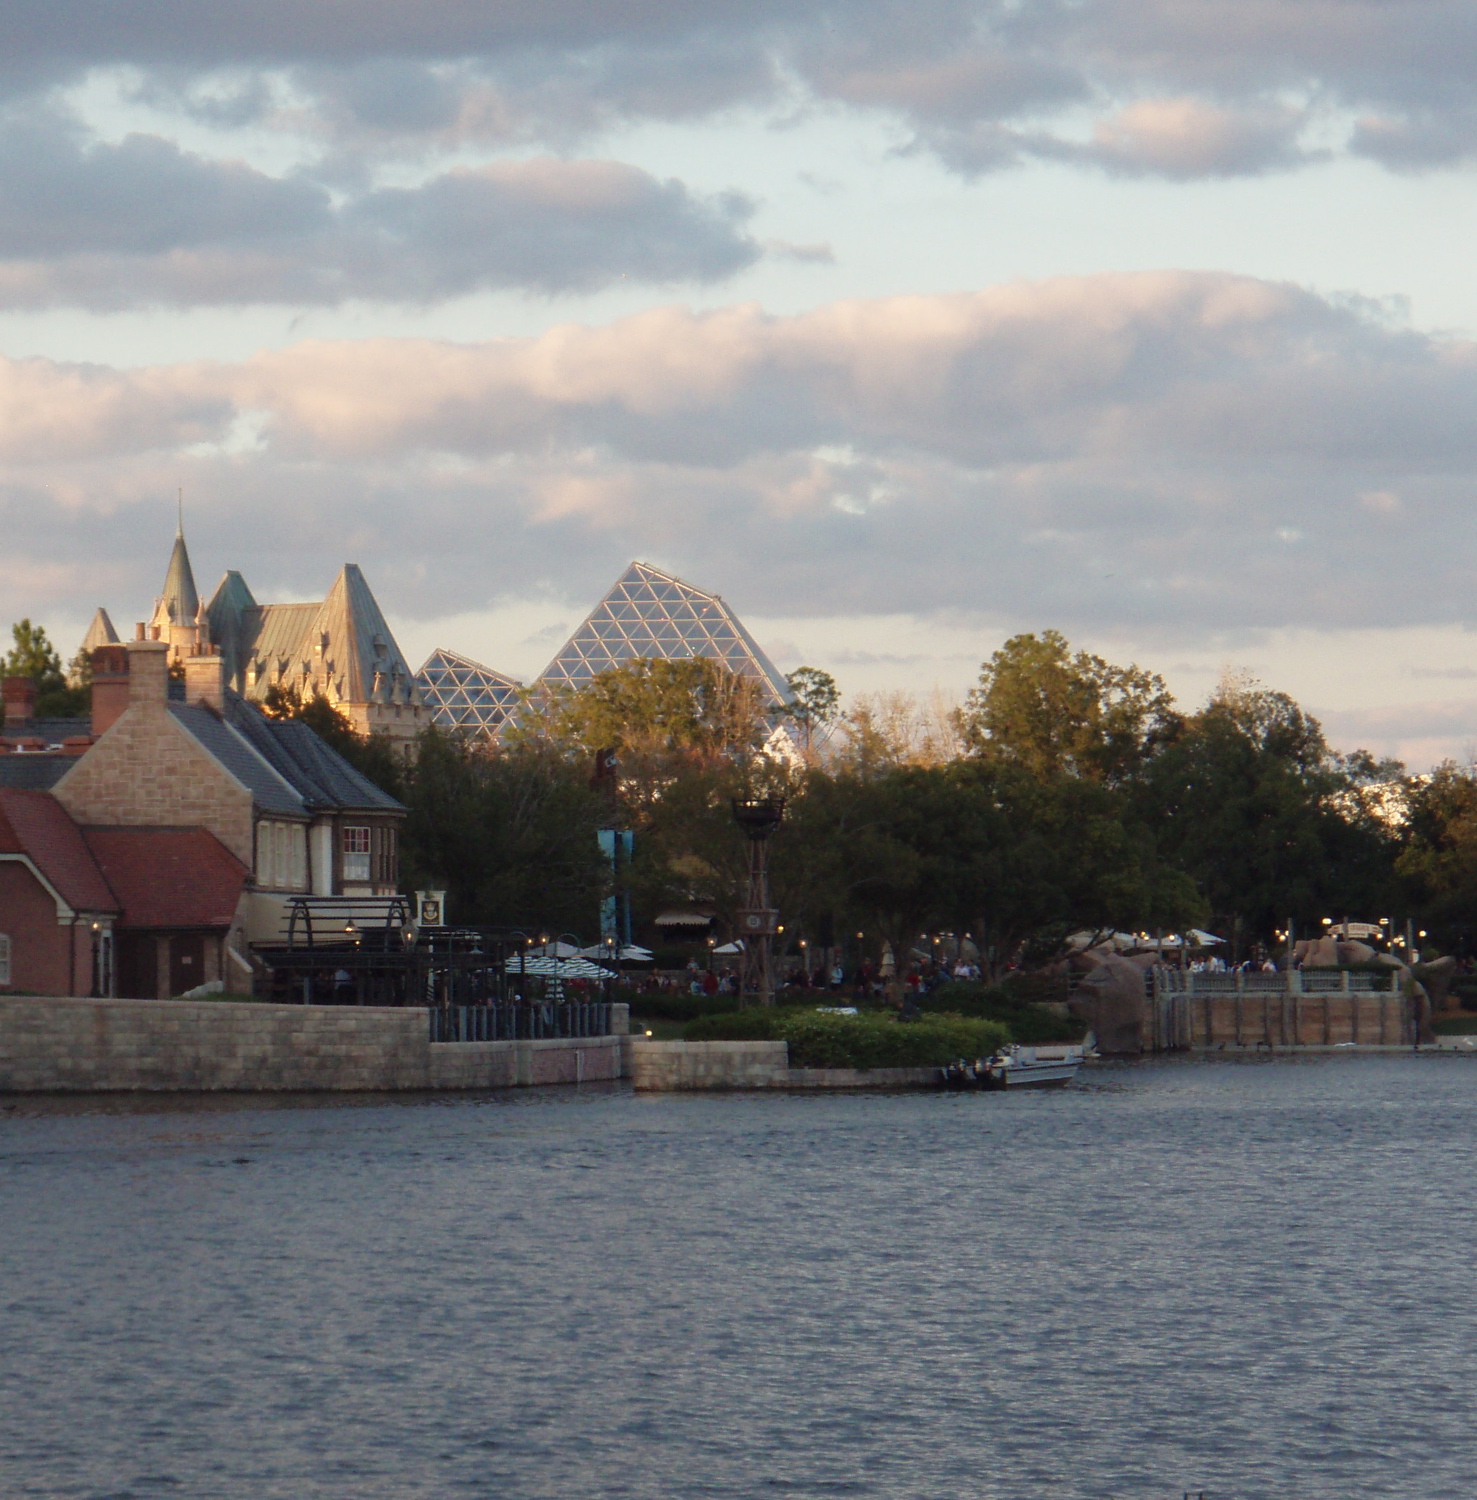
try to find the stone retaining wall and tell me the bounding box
[0,995,628,1093]
[630,1041,939,1091]
[630,1039,789,1091]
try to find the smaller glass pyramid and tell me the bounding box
[414,648,523,736]
[539,562,795,708]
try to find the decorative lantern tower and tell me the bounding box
[732,797,785,1006]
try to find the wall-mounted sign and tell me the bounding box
[417,890,447,927]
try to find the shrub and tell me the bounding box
[619,989,742,1023]
[683,1008,1010,1068]
[920,981,1084,1043]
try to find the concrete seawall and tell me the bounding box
[0,996,628,1093]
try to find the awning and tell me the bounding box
[654,911,713,928]
[505,956,615,978]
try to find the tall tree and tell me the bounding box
[3,619,88,718]
[960,630,1177,785]
[398,730,608,934]
[1135,680,1401,948]
[784,666,840,752]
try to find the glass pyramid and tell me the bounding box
[539,561,794,708]
[414,648,523,736]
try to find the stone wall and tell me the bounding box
[54,697,255,866]
[0,995,627,1093]
[630,1040,790,1091]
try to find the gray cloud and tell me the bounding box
[7,1,1477,179]
[0,120,759,306]
[6,272,1477,652]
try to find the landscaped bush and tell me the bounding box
[683,1008,1010,1068]
[919,981,1085,1043]
[618,989,742,1023]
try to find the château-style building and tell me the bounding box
[147,524,425,745]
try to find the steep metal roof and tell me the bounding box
[151,529,199,632]
[78,608,119,655]
[539,561,794,707]
[204,566,418,711]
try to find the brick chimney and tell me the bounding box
[185,647,226,712]
[90,645,131,737]
[2,677,36,735]
[125,637,171,708]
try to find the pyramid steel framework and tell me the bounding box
[538,562,794,708]
[414,648,524,735]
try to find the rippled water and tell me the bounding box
[3,1056,1476,1499]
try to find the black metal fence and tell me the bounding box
[429,1002,615,1043]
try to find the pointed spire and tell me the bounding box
[152,521,199,631]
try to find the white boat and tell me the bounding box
[939,1039,1094,1090]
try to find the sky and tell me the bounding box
[4,0,1477,767]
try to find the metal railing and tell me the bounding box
[429,1002,614,1043]
[1154,967,1401,996]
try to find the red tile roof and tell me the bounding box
[0,789,118,914]
[81,828,248,930]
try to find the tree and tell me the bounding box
[1398,762,1477,951]
[262,683,404,796]
[3,619,88,718]
[960,630,1177,785]
[1134,679,1400,949]
[398,730,608,933]
[784,666,840,752]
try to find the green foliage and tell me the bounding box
[1398,763,1477,950]
[683,1007,1011,1068]
[785,666,840,750]
[961,629,1177,785]
[261,682,405,796]
[918,982,1085,1043]
[1134,679,1402,941]
[4,619,88,717]
[397,729,607,933]
[525,656,769,764]
[620,990,743,1022]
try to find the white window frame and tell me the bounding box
[342,825,371,883]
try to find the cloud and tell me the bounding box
[0,118,760,307]
[8,1,1477,180]
[6,270,1477,651]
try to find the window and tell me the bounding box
[0,933,9,985]
[343,826,371,882]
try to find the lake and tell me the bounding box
[2,1054,1474,1499]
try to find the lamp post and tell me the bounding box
[732,797,785,1006]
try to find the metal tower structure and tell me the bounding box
[732,797,785,1006]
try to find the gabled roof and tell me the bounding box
[539,561,794,706]
[414,647,523,736]
[221,695,403,812]
[169,703,308,819]
[0,789,118,914]
[82,827,248,930]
